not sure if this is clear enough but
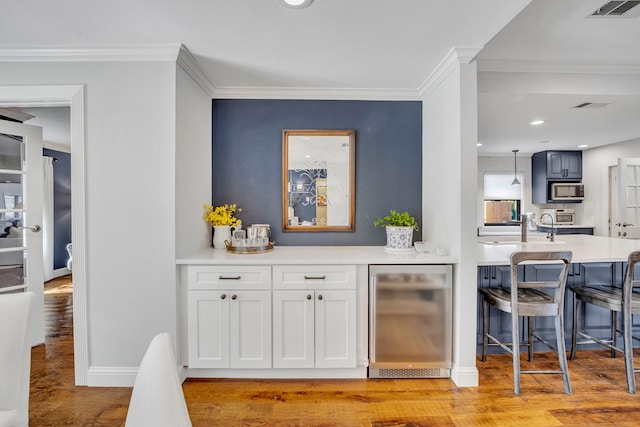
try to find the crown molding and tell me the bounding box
[418,46,482,98]
[477,59,640,75]
[211,86,422,101]
[0,45,182,62]
[177,45,217,96]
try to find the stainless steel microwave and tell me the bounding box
[551,182,584,201]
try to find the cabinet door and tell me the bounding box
[547,152,566,179]
[563,151,582,179]
[188,290,230,368]
[315,290,357,368]
[229,290,272,369]
[273,290,315,368]
[546,151,582,179]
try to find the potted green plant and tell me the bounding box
[374,210,419,250]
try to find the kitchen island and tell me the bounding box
[476,234,640,354]
[477,233,640,265]
[177,246,457,380]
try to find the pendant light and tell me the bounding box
[511,149,521,186]
[280,0,313,8]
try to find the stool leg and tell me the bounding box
[623,308,636,393]
[482,296,489,362]
[570,293,579,360]
[611,311,617,359]
[528,316,534,362]
[555,312,572,395]
[512,310,521,395]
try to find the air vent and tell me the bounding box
[572,102,611,109]
[590,1,640,16]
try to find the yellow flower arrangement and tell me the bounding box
[203,203,242,227]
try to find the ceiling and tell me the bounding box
[1,0,639,155]
[477,0,640,155]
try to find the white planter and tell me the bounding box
[385,226,415,250]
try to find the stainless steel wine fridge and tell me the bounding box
[369,264,452,378]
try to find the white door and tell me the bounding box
[272,290,315,368]
[0,118,44,345]
[615,158,640,239]
[315,290,356,368]
[229,290,272,369]
[187,290,230,368]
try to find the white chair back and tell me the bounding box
[0,292,34,427]
[125,333,192,427]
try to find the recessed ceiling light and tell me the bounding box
[577,144,589,148]
[477,143,482,147]
[280,0,313,8]
[530,120,545,126]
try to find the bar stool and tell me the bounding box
[569,250,640,393]
[480,251,573,395]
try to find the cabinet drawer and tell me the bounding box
[273,265,356,290]
[188,265,271,290]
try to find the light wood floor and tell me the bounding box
[31,276,640,426]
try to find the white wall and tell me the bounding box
[423,50,479,387]
[583,137,640,236]
[175,65,213,257]
[0,60,181,384]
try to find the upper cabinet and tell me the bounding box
[531,150,583,204]
[545,151,582,180]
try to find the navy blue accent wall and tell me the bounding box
[43,149,72,269]
[212,99,422,246]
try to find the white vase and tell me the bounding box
[385,226,415,250]
[212,225,232,249]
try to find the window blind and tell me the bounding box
[484,173,524,200]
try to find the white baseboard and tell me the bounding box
[450,365,479,387]
[87,366,137,387]
[51,267,71,279]
[88,364,189,387]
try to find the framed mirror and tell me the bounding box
[282,129,355,232]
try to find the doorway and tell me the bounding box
[608,158,640,239]
[0,85,88,385]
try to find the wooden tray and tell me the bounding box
[225,241,274,254]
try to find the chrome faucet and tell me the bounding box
[519,213,530,243]
[539,212,556,242]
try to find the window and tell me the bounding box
[483,173,523,225]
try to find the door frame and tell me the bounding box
[609,165,618,237]
[0,85,88,385]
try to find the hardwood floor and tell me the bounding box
[31,277,640,426]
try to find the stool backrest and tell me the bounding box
[623,250,640,310]
[510,251,573,315]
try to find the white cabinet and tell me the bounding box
[272,265,356,369]
[187,266,271,369]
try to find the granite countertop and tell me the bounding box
[177,245,458,265]
[477,234,640,266]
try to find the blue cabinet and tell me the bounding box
[532,150,582,204]
[537,225,594,235]
[546,151,582,179]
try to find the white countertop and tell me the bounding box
[477,234,640,266]
[537,224,594,229]
[177,245,458,265]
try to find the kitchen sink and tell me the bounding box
[478,237,564,245]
